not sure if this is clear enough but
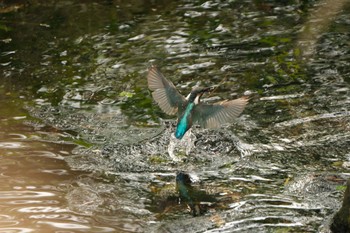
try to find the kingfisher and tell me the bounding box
[147,65,248,139]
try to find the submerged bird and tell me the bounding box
[147,65,248,139]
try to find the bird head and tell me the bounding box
[188,87,212,104]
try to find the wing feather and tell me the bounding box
[147,66,186,115]
[193,97,248,128]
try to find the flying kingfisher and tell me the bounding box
[147,65,248,140]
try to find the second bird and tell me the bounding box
[147,66,248,139]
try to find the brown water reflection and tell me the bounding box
[0,98,138,232]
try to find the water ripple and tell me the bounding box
[0,191,55,199]
[0,228,34,233]
[275,111,350,127]
[1,50,16,56]
[0,142,25,149]
[17,206,66,213]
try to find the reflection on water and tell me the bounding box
[175,172,217,216]
[0,99,141,232]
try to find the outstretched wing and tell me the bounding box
[192,97,248,128]
[147,66,186,115]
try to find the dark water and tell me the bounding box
[1,0,350,232]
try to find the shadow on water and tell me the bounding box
[1,0,350,232]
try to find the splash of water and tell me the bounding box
[167,128,197,161]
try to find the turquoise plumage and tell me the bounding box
[147,65,248,139]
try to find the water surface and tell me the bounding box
[1,0,350,232]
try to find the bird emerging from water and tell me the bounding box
[147,65,248,140]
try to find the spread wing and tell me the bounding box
[147,66,186,115]
[192,97,248,128]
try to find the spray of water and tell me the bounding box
[167,128,197,161]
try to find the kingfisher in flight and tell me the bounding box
[147,65,248,140]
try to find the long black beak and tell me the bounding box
[201,87,214,93]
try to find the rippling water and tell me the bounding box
[0,97,142,232]
[1,0,350,232]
